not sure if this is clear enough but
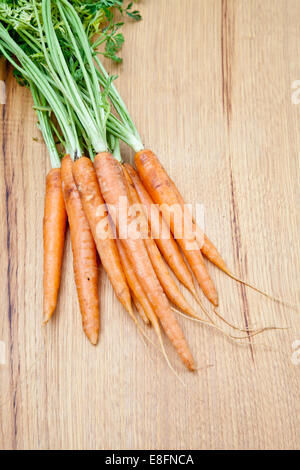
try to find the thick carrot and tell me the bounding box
[123,166,207,321]
[135,150,218,306]
[43,168,67,324]
[124,163,201,301]
[94,152,195,370]
[61,155,99,344]
[72,156,134,318]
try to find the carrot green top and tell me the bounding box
[0,0,144,161]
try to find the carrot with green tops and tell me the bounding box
[43,168,67,324]
[72,156,135,320]
[61,155,100,344]
[94,152,195,371]
[135,150,218,306]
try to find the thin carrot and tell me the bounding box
[132,163,290,330]
[145,237,212,320]
[123,165,210,322]
[43,168,67,324]
[116,238,154,326]
[168,173,296,307]
[135,149,218,306]
[134,151,227,270]
[114,172,185,373]
[132,294,150,326]
[72,156,134,318]
[116,237,182,378]
[124,163,201,302]
[167,174,230,270]
[123,167,273,333]
[94,152,195,371]
[61,155,100,345]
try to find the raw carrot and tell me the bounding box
[144,237,212,321]
[125,168,288,331]
[72,156,134,318]
[143,165,290,328]
[132,294,150,325]
[43,168,67,324]
[123,166,210,322]
[124,163,201,302]
[168,170,294,306]
[116,238,154,326]
[61,155,100,345]
[94,152,195,370]
[117,239,183,379]
[123,167,250,329]
[135,149,218,306]
[134,150,227,270]
[168,174,229,270]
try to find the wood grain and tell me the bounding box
[0,0,299,450]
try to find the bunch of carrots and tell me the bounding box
[0,0,290,374]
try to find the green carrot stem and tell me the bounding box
[31,82,61,169]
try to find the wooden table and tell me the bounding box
[0,0,299,450]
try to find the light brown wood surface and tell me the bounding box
[0,0,299,450]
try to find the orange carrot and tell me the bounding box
[142,167,291,327]
[168,175,229,271]
[61,155,100,345]
[117,238,184,379]
[134,151,225,268]
[168,168,292,305]
[132,294,150,325]
[43,168,67,324]
[135,150,218,306]
[72,156,134,319]
[124,163,201,302]
[94,152,195,370]
[116,238,154,326]
[123,166,209,321]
